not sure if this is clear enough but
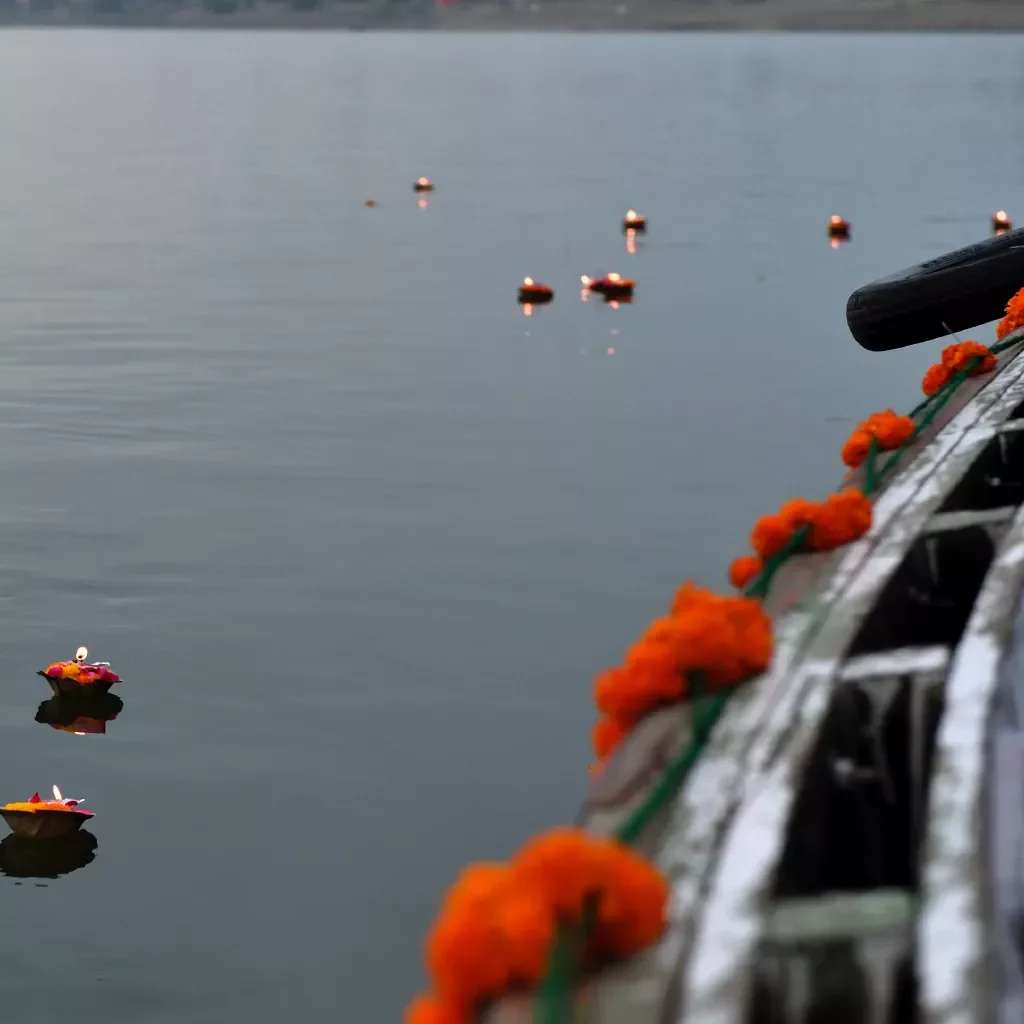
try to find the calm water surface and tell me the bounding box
[0,29,1022,1022]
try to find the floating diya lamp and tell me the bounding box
[413,177,435,193]
[623,209,647,232]
[518,277,554,304]
[38,646,121,699]
[1,786,94,839]
[364,199,376,208]
[35,694,123,736]
[827,214,850,240]
[993,210,1012,233]
[583,272,635,299]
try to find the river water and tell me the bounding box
[0,29,1019,1022]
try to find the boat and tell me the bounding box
[411,230,1024,1024]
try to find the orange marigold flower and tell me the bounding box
[728,554,763,589]
[843,411,915,468]
[405,994,466,1024]
[512,829,670,961]
[425,864,554,1007]
[841,429,872,469]
[864,409,915,449]
[593,716,628,759]
[807,489,872,551]
[751,512,794,559]
[922,363,953,397]
[596,584,772,725]
[587,840,670,959]
[513,827,600,919]
[942,340,996,376]
[998,287,1024,340]
[778,498,818,530]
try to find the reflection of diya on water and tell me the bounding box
[35,694,123,735]
[38,646,121,698]
[1,786,95,839]
[0,830,97,879]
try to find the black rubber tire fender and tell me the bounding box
[846,226,1024,352]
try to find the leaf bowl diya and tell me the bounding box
[518,277,554,304]
[38,646,121,698]
[623,209,647,233]
[582,273,635,300]
[1,787,94,839]
[35,694,123,735]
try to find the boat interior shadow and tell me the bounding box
[0,830,98,879]
[35,694,124,734]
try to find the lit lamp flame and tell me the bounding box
[830,215,843,225]
[580,275,591,285]
[76,646,88,663]
[608,272,622,282]
[417,177,430,187]
[52,785,62,802]
[524,277,534,286]
[626,209,637,220]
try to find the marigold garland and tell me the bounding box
[405,994,465,1024]
[728,554,763,590]
[840,409,915,469]
[743,488,872,567]
[921,340,996,396]
[592,584,772,750]
[408,829,669,1022]
[997,286,1024,341]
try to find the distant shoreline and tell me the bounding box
[6,0,1024,31]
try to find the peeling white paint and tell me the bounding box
[839,645,950,683]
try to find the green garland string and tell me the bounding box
[532,337,1019,1023]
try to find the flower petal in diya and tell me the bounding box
[1,785,94,839]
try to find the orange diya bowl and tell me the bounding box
[827,214,850,239]
[1,786,94,839]
[623,209,647,232]
[38,646,121,698]
[993,210,1013,233]
[518,277,554,304]
[583,272,635,299]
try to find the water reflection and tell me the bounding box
[0,831,97,879]
[625,229,637,255]
[35,694,124,735]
